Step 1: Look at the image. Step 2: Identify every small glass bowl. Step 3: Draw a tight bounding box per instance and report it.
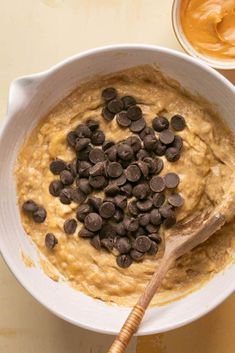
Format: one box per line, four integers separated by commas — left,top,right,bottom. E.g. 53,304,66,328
172,0,235,70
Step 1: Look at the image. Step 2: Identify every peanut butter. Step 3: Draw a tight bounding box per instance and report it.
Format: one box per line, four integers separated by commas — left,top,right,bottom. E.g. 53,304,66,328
180,0,235,60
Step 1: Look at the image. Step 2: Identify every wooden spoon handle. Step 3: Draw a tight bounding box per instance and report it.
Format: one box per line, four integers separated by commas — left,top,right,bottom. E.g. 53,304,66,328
108,255,174,353
107,305,145,353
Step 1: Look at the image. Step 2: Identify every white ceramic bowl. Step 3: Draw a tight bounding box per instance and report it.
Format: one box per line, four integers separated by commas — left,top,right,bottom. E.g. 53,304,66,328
0,45,234,335
172,0,235,70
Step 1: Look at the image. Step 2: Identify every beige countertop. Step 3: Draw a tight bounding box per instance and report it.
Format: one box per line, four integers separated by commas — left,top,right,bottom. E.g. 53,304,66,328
0,1,234,352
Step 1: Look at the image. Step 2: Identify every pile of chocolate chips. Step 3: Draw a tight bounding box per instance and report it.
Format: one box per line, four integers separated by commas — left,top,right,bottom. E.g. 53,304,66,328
22,87,186,268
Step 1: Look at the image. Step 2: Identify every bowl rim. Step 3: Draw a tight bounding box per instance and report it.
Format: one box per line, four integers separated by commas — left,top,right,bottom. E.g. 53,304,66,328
0,44,235,335
171,0,235,70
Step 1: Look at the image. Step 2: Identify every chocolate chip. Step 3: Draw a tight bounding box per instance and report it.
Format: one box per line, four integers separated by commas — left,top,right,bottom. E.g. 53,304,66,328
89,148,106,164
136,199,153,212
148,233,162,244
164,210,176,228
126,105,142,121
120,183,132,197
99,222,116,238
59,188,72,204
112,208,124,223
126,135,142,153
159,130,175,145
87,196,102,211
134,160,149,177
78,161,92,177
116,254,132,268
89,161,105,176
89,175,107,189
67,131,78,148
171,114,186,131
115,237,131,254
139,127,155,140
75,124,91,137
107,98,124,114
102,107,115,121
152,116,169,132
75,124,92,138
124,217,139,232
76,203,92,221
99,202,116,219
168,193,184,207
128,200,139,216
164,172,180,188
125,165,141,182
116,222,126,236
103,197,115,207
116,111,131,127
147,241,158,256
77,178,92,194
77,145,92,161
63,218,77,235
155,157,164,174
138,213,150,227
101,237,115,251
22,200,38,213
143,157,157,174
130,118,146,133
117,143,134,161
111,173,127,186
103,194,115,204
91,130,105,146
114,195,127,209
60,170,74,186
45,233,58,250
150,209,162,225
159,204,173,218
103,196,115,204
121,95,136,109
105,145,117,161
86,119,99,131
135,226,147,237
32,207,47,223
119,159,131,169
75,138,91,152
172,135,183,150
84,213,102,232
132,183,149,200
146,224,160,233
68,158,78,177
49,180,63,197
136,149,149,160
105,183,120,196
78,226,94,238
102,87,117,101
153,192,165,208
102,140,115,151
165,147,181,162
107,162,123,178
90,235,101,250
70,188,86,204
150,176,165,193
134,236,151,252
130,249,144,261
143,134,158,151
153,140,166,156
50,159,67,175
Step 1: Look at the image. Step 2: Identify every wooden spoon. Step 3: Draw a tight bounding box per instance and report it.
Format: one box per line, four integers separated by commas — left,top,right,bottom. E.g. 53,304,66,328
108,210,225,353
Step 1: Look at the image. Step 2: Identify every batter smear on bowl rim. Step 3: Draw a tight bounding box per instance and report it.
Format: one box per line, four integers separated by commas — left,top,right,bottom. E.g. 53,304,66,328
15,65,235,306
